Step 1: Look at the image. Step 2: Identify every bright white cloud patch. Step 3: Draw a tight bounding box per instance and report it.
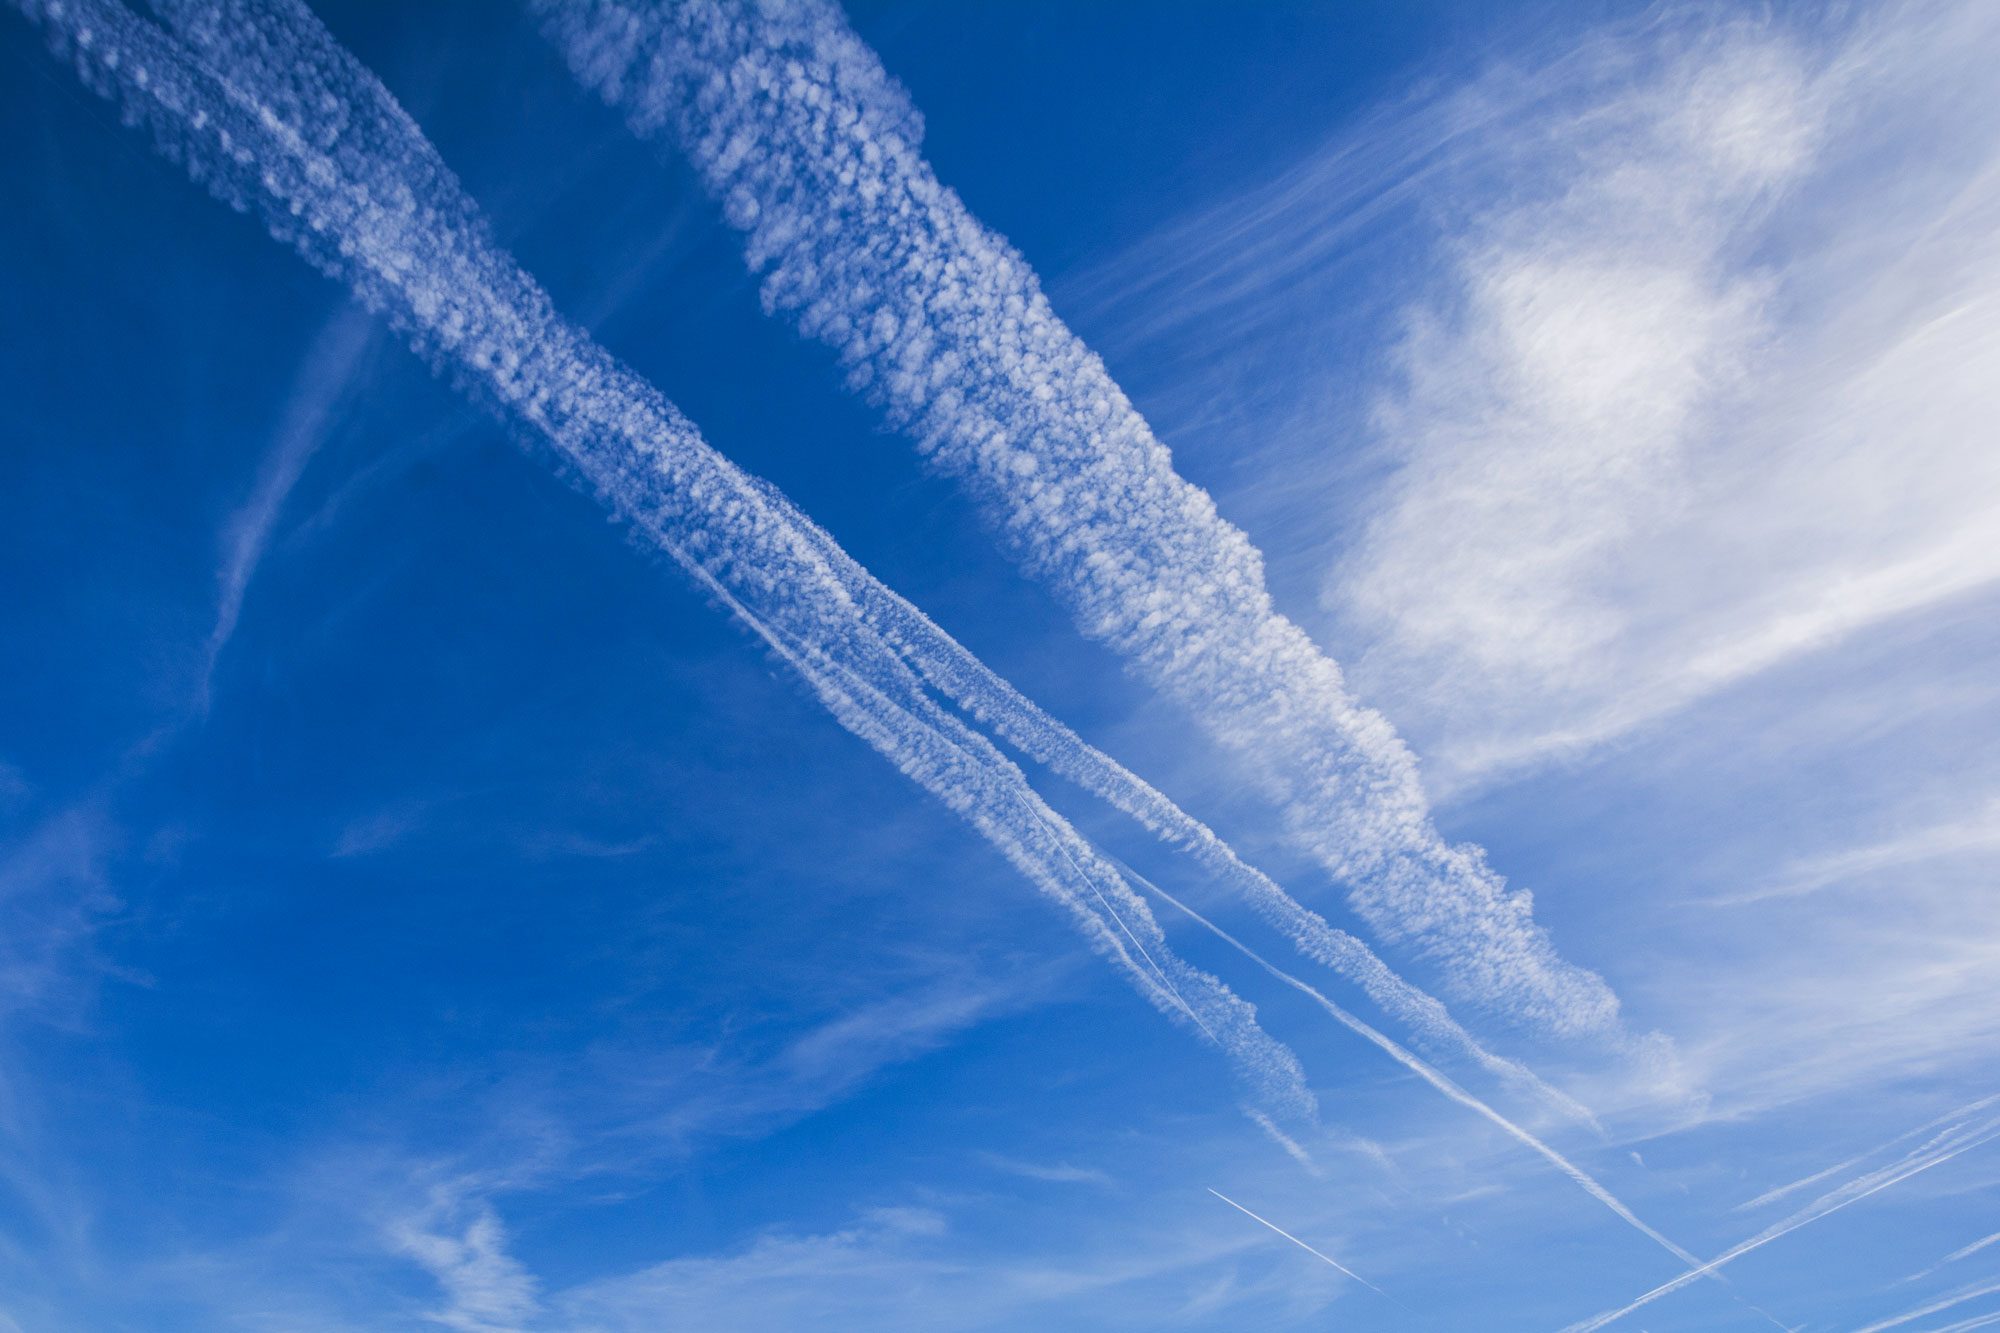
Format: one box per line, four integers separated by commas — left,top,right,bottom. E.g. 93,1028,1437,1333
1329,1,2000,789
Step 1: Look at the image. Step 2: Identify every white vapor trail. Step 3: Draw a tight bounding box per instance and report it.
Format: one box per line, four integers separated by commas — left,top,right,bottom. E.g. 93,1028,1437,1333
1910,1230,2000,1282
1561,1110,2000,1332
754,478,1601,1131
538,0,1622,1037
1927,1313,2000,1333
1739,1092,2000,1213
1124,863,1712,1277
1856,1280,2000,1333
1204,1187,1389,1298
13,0,1317,1122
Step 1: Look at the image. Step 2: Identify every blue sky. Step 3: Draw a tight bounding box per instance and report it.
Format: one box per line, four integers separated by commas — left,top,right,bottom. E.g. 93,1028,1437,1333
3,0,1999,1329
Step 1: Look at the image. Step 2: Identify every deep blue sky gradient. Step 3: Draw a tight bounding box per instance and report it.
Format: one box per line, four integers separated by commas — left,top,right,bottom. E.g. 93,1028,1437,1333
5,2,1999,1329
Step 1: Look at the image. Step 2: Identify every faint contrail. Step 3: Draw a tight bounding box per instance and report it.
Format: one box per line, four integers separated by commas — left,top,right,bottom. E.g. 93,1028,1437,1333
14,0,1315,1122
1738,1092,2000,1212
538,0,1622,1038
1925,1313,2000,1333
1561,1112,2000,1332
1205,1188,1389,1297
1855,1279,2000,1333
202,306,376,709
1909,1230,2000,1282
1128,864,1709,1275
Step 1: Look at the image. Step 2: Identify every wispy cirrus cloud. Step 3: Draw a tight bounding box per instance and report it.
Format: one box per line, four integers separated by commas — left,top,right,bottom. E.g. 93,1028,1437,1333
975,1154,1113,1189
386,1186,541,1333
1311,0,2000,790
1720,795,2000,905
200,306,378,710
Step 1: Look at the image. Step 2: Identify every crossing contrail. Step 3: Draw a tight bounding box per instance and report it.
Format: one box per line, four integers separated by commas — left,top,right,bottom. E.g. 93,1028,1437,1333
1560,1111,2000,1332
1127,863,1710,1276
539,0,1623,1039
16,0,1317,1123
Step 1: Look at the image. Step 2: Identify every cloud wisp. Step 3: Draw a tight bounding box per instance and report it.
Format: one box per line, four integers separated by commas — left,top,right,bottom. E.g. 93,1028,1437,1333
1909,1230,2000,1283
538,0,1622,1039
1856,1279,2000,1333
386,1184,541,1333
1316,1,2000,788
1736,1093,2000,1213
16,0,1318,1123
199,303,378,711
1122,862,1709,1277
1202,1187,1388,1299
1561,1105,2000,1332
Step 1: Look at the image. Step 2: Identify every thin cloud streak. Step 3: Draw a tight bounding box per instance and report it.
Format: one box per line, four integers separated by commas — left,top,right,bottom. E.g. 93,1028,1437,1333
1120,863,1709,1275
1560,1110,2000,1332
1909,1231,2000,1283
18,0,1316,1122
762,480,1600,1130
1737,1093,2000,1213
539,0,1623,1038
1203,1187,1387,1297
199,304,377,711
1855,1279,2000,1333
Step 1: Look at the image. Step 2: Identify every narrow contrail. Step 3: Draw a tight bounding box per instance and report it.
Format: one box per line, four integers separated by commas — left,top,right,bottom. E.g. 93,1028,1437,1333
1205,1188,1389,1297
15,0,1317,1124
1738,1092,2000,1213
1560,1113,2000,1332
1127,865,1710,1276
539,0,1622,1038
759,478,1601,1132
1910,1230,2000,1282
1925,1312,2000,1333
1856,1279,2000,1333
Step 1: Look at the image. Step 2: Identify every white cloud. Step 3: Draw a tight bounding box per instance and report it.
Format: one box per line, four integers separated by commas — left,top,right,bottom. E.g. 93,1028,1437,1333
1324,0,2000,791
200,307,378,710
975,1153,1115,1188
386,1187,542,1333
1722,795,2000,904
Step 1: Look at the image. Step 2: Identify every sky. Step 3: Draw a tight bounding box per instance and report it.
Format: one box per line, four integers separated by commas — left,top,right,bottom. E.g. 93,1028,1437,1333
2,0,1998,1329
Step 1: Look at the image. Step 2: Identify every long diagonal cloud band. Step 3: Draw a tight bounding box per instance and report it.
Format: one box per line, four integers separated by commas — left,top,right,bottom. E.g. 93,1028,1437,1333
757,476,1600,1131
10,0,1720,1270
537,0,1620,1035
15,0,1318,1119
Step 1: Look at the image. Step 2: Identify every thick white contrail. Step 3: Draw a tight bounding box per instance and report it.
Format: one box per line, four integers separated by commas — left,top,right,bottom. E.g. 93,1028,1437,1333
16,0,1317,1123
539,0,1622,1038
1205,1187,1389,1297
756,478,1601,1131
1560,1112,2000,1332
